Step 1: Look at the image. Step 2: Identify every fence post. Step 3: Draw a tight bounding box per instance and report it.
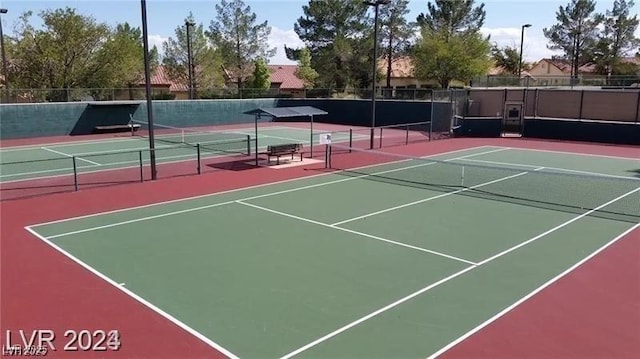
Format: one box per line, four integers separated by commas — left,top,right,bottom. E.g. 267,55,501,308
139,151,144,182
429,90,434,141
349,129,353,152
72,156,79,191
635,91,640,123
405,125,409,145
197,144,201,175
379,127,383,148
578,90,585,120
246,134,251,156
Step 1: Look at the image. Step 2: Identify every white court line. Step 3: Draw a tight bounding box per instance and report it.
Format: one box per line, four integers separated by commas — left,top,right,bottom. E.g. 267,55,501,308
457,158,640,181
279,186,640,359
24,227,240,359
0,125,293,152
331,169,542,226
427,221,640,359
1,132,356,181
29,145,494,228
39,160,455,239
502,146,640,161
236,200,477,265
279,265,478,359
41,147,101,166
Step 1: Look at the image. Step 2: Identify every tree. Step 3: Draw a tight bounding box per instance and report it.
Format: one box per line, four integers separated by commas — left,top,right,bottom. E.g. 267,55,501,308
593,0,640,76
416,0,486,38
248,58,270,89
294,0,371,90
93,23,159,89
8,8,112,100
414,29,491,88
543,0,602,79
379,0,416,89
6,8,156,101
163,14,224,97
208,0,276,88
491,45,523,75
295,47,318,89
413,0,491,88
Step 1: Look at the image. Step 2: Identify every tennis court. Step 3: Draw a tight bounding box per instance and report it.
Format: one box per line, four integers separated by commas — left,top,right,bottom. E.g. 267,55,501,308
24,144,640,359
0,124,361,183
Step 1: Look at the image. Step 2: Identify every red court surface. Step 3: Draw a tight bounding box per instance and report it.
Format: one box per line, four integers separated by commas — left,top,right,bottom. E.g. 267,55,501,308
1,136,639,358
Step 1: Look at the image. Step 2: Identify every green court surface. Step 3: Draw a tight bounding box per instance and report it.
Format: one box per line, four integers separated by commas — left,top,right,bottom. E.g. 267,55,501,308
27,145,640,359
0,126,360,183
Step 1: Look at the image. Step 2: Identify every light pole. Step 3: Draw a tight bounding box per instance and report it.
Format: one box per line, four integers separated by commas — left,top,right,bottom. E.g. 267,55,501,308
185,20,195,99
141,0,157,180
0,8,9,103
518,24,531,83
364,0,390,150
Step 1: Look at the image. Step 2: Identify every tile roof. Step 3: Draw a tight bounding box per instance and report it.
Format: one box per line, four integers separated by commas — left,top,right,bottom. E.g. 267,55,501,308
377,56,414,78
141,65,188,91
267,65,304,89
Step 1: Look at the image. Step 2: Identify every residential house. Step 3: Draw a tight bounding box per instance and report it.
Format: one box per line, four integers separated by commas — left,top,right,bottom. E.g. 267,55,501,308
267,65,306,98
526,58,596,86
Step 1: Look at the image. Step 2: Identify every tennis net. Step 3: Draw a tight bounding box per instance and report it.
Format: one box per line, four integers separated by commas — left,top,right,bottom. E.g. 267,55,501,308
327,144,640,223
131,120,251,155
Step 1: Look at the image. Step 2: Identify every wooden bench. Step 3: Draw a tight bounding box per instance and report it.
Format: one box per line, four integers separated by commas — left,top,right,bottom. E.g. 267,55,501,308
261,143,304,165
94,123,141,134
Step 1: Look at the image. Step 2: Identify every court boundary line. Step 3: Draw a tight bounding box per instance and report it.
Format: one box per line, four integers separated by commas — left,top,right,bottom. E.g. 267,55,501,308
427,221,640,359
38,158,472,239
331,168,542,226
23,226,241,359
41,146,102,166
236,200,477,265
278,187,640,359
0,125,294,151
1,132,357,181
457,158,640,181
503,146,639,161
28,145,495,228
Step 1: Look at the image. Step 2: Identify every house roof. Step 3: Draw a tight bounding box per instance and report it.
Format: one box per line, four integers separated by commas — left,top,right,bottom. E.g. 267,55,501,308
538,58,596,74
377,56,414,78
142,65,188,92
268,65,304,89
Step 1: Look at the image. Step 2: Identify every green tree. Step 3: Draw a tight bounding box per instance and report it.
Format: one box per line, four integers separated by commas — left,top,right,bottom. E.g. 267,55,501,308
593,0,640,76
294,47,319,89
417,0,486,38
414,29,491,88
207,0,276,88
163,14,224,97
413,0,491,88
543,0,602,78
93,23,159,89
8,8,112,101
294,0,371,90
6,8,155,101
379,0,416,89
248,58,270,89
491,45,523,75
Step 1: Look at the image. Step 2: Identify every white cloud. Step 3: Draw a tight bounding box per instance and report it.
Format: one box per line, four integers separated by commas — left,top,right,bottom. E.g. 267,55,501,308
481,26,561,62
148,34,169,55
267,26,304,65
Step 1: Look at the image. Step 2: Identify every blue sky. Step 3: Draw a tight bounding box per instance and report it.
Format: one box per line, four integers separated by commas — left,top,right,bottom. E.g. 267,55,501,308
1,0,638,64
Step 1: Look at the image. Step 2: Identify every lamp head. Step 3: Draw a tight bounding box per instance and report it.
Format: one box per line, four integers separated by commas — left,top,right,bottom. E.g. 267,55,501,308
523,24,532,28
0,8,8,14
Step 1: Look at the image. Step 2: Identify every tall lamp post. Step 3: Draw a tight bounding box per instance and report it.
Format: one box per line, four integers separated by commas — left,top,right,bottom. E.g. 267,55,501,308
185,20,195,100
518,24,531,83
364,0,390,150
140,0,157,180
0,8,9,103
